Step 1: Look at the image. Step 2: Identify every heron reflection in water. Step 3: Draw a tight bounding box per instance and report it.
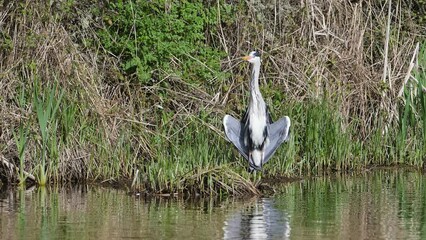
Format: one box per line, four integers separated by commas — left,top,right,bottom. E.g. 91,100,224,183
223,198,291,239
223,50,291,171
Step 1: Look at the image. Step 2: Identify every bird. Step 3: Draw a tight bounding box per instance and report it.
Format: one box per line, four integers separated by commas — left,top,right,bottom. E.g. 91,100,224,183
223,50,291,172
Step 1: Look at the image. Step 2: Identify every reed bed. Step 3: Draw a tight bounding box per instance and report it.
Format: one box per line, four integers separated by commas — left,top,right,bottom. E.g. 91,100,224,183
0,1,425,196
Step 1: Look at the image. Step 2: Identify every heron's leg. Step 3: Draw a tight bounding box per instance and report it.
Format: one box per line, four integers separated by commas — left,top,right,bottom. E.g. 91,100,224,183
248,151,254,172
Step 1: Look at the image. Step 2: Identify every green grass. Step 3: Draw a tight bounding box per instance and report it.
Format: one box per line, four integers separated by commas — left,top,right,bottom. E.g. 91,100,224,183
262,100,360,176
141,115,259,195
34,80,64,186
13,123,29,186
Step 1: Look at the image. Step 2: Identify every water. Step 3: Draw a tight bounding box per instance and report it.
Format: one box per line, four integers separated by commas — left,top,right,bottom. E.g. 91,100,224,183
1,170,426,239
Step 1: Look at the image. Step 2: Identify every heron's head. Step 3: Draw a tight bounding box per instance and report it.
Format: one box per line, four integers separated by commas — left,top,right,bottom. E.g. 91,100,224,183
242,50,261,64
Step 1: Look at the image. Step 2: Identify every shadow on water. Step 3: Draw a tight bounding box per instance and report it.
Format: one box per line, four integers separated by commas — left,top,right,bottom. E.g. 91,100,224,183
1,169,426,239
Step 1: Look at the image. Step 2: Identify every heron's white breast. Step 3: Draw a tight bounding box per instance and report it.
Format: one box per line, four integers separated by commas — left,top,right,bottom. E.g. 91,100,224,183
249,112,267,145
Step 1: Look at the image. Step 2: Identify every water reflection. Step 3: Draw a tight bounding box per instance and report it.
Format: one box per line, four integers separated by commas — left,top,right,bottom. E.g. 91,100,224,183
223,198,290,239
277,170,426,239
1,170,426,239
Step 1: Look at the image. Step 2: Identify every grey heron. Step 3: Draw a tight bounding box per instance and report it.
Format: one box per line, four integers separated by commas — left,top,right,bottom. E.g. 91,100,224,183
223,50,291,171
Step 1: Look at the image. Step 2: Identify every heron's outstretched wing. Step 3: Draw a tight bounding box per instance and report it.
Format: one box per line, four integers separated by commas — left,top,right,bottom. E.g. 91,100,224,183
263,116,291,164
223,115,249,160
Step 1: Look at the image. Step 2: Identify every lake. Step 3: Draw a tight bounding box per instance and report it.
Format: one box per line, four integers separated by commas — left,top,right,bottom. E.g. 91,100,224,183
1,169,426,239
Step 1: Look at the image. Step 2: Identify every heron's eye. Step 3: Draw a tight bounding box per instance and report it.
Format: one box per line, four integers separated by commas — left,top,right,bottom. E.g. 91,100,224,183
254,51,261,57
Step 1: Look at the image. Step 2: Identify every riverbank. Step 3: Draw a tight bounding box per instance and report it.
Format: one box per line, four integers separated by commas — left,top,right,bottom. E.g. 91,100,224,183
0,1,425,196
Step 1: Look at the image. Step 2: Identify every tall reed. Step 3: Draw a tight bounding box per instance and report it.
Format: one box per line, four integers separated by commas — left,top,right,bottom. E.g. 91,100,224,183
34,81,64,186
394,43,426,166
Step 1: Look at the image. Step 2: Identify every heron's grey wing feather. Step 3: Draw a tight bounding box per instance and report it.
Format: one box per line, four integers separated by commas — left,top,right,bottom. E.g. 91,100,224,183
263,116,291,164
223,115,249,161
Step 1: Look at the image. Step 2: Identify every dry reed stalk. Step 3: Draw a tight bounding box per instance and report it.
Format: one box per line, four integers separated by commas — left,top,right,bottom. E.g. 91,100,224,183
398,43,421,98
180,166,260,196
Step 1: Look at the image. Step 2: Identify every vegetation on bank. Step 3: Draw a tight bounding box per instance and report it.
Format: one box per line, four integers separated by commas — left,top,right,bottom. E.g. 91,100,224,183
0,1,425,196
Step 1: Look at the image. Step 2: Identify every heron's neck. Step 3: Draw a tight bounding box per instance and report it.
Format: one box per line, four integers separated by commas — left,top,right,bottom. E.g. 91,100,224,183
250,62,261,96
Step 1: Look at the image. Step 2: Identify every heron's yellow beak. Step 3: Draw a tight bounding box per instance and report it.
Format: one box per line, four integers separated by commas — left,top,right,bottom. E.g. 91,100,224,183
242,56,252,61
